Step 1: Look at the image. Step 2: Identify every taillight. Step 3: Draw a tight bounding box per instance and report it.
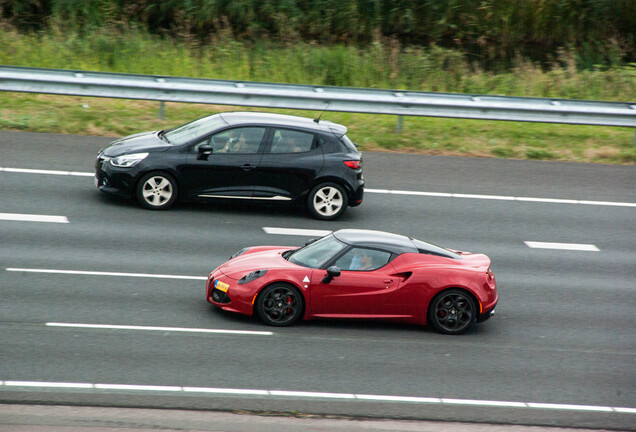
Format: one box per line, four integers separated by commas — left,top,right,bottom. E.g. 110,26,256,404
344,160,361,169
486,268,495,282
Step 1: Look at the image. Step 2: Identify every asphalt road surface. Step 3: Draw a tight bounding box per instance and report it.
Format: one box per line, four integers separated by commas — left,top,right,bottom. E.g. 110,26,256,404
1,131,635,430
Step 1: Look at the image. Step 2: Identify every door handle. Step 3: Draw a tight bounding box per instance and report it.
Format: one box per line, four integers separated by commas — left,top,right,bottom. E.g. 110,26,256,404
383,279,393,284
241,164,256,171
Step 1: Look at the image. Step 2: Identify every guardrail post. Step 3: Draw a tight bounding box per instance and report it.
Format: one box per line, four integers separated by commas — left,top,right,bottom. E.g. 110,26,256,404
158,102,165,120
396,115,403,133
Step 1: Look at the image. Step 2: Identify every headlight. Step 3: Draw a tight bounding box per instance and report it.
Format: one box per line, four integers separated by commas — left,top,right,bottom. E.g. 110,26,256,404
238,269,267,285
110,152,149,168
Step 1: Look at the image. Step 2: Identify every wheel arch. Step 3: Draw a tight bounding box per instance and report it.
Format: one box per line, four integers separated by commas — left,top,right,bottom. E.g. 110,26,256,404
252,281,307,319
135,169,183,200
425,286,481,325
308,176,355,203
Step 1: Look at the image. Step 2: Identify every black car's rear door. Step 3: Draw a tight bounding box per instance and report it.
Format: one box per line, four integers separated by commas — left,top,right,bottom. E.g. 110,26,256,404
181,127,267,199
255,128,324,202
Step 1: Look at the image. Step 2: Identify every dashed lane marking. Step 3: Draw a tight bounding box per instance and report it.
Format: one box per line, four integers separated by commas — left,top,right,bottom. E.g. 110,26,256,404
524,241,600,251
0,213,69,223
263,227,332,236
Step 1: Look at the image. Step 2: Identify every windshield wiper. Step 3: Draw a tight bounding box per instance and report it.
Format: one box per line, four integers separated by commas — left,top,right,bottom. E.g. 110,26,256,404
158,130,170,143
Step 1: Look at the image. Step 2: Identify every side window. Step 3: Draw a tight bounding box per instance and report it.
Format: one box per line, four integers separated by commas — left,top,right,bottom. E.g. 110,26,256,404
269,129,316,153
207,127,266,154
334,248,392,271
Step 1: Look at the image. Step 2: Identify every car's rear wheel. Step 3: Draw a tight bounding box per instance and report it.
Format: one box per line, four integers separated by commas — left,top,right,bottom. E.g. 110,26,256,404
428,289,477,335
136,172,178,210
256,284,304,326
307,183,348,220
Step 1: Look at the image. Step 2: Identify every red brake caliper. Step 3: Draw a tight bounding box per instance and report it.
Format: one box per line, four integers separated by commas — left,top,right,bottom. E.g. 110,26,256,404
285,296,292,315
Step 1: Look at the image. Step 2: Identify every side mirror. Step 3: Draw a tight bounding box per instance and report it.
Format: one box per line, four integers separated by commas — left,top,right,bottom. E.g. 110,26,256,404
197,144,213,160
322,266,341,284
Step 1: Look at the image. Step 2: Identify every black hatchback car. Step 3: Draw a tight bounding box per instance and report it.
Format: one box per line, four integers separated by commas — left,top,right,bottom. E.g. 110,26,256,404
95,112,364,220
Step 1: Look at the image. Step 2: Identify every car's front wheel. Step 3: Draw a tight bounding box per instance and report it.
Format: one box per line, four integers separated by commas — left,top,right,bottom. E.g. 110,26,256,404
136,172,178,210
256,284,304,326
428,289,477,335
307,183,348,220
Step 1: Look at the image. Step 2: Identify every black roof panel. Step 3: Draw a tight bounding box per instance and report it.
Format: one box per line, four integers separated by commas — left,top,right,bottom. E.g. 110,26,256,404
218,112,347,136
333,229,418,254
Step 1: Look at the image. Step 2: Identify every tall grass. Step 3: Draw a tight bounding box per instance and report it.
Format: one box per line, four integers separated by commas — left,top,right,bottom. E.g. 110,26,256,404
1,0,634,69
1,26,634,101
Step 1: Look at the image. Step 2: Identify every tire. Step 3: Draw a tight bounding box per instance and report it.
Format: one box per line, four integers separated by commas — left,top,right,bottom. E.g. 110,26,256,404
136,172,178,210
307,183,348,220
428,289,477,335
256,284,304,327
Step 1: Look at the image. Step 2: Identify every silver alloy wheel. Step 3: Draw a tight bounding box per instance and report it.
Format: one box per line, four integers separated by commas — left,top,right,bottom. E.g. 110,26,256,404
312,186,344,217
142,176,173,207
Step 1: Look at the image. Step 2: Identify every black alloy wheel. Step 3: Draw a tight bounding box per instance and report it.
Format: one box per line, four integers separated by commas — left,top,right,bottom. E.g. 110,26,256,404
307,182,348,220
428,289,477,335
256,284,304,326
136,172,178,210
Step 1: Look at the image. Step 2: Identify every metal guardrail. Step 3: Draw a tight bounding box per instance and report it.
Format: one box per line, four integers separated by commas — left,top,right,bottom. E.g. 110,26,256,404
0,66,635,128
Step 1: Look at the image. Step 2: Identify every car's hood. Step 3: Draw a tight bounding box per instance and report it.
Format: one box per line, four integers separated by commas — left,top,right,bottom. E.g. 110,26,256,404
101,131,170,157
217,247,300,279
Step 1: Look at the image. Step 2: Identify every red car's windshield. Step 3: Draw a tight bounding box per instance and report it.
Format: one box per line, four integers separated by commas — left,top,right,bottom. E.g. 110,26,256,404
287,234,346,268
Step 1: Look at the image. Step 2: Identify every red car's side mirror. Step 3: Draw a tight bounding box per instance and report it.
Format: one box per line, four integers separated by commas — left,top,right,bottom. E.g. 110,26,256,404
322,266,341,284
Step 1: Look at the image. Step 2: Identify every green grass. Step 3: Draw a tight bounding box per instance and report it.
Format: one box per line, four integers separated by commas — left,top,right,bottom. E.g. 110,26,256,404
0,27,634,164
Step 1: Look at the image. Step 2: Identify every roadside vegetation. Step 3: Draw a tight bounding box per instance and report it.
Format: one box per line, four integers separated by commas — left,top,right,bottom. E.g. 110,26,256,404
0,1,634,164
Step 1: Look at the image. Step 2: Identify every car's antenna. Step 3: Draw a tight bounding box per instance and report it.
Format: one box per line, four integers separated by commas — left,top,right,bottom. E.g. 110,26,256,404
314,102,331,123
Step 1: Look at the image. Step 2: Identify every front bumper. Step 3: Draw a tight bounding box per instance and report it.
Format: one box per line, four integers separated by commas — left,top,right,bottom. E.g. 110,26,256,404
206,270,256,316
95,156,140,197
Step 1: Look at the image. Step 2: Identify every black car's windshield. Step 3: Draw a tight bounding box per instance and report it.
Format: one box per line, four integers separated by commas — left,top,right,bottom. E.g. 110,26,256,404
288,234,347,268
164,114,227,146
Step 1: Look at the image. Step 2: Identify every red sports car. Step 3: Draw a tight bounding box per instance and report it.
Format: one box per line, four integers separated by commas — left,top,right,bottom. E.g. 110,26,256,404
206,229,497,334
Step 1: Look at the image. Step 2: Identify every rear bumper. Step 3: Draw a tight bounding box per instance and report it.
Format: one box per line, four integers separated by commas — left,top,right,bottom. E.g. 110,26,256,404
477,302,497,322
349,185,364,207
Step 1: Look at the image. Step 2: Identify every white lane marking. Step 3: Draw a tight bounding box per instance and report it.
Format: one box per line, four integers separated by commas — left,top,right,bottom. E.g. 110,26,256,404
0,167,93,177
615,407,636,414
356,394,440,403
263,227,332,237
269,390,356,399
4,381,93,389
524,241,600,252
366,188,636,208
442,398,527,407
3,167,634,208
95,384,182,391
46,322,273,336
2,380,633,414
526,402,613,412
183,387,269,395
0,213,69,224
6,268,207,280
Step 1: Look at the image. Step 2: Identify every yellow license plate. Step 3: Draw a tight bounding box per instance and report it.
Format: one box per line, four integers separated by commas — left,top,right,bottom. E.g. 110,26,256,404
215,280,230,292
